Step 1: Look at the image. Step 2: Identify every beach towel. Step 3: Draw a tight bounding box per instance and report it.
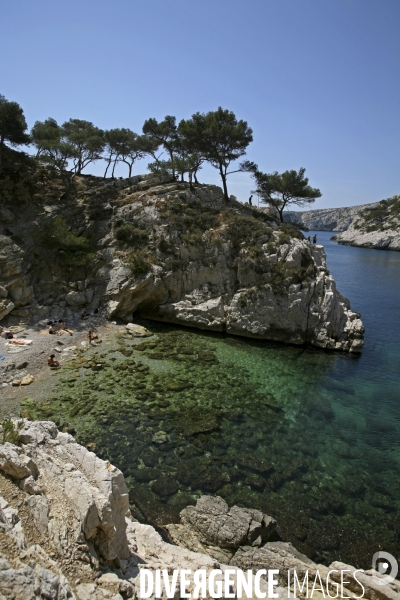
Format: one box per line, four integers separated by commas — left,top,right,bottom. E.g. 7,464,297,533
39,330,49,335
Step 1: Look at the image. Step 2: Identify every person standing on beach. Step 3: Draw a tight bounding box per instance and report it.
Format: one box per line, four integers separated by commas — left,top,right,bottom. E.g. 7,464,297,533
312,234,317,245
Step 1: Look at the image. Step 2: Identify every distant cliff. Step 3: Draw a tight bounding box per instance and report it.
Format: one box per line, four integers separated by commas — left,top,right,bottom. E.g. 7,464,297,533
332,195,400,251
284,203,379,232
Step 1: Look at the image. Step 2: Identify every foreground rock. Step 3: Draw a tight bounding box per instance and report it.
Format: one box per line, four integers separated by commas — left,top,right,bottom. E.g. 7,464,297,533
1,420,399,599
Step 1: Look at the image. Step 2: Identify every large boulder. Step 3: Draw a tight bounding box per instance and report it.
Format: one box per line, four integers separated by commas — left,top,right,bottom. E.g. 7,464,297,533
173,495,277,552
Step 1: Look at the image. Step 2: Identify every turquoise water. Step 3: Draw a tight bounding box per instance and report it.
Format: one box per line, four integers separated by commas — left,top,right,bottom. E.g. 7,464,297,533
31,232,400,568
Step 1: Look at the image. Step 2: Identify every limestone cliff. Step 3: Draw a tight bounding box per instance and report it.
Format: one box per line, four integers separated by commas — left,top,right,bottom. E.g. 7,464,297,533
332,195,400,251
0,154,363,352
284,203,379,232
284,195,400,252
1,420,399,600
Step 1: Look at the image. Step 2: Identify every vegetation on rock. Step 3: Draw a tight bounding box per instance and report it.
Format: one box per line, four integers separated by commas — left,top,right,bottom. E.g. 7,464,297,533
353,195,400,232
243,163,321,222
0,95,30,174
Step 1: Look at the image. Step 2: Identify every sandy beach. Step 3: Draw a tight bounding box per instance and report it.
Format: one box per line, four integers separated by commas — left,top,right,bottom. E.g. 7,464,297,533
0,314,121,418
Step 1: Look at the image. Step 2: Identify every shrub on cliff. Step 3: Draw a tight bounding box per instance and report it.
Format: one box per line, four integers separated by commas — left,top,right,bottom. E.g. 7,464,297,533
226,216,266,248
41,216,95,265
280,223,304,240
165,200,219,235
128,250,152,277
115,219,149,247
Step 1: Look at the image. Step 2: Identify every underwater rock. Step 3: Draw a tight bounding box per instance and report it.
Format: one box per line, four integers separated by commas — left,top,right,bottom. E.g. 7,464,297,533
236,454,274,475
165,380,192,392
176,459,226,493
175,408,220,436
126,323,153,337
131,467,159,482
198,351,217,362
151,476,179,498
152,431,168,444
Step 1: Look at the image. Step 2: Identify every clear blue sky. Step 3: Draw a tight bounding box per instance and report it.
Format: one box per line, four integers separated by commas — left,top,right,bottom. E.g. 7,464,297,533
1,0,399,209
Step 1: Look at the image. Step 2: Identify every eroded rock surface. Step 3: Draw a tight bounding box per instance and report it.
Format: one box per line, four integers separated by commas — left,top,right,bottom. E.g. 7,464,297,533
0,167,363,353
0,421,399,599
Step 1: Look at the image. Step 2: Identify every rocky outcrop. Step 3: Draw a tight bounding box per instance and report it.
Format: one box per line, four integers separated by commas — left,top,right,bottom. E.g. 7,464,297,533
332,195,400,251
333,225,400,251
285,195,400,252
284,203,379,231
0,163,363,352
1,421,399,600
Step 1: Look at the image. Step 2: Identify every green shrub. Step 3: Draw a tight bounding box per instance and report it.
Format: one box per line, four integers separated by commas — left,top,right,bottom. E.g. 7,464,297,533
1,419,23,444
42,216,92,252
226,216,267,248
251,210,275,224
164,200,219,235
41,216,95,265
266,242,276,253
128,251,151,277
115,221,149,247
158,236,173,253
280,223,304,240
278,233,291,245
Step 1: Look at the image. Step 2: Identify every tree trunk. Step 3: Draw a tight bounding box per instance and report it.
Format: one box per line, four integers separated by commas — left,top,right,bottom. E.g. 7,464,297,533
0,138,3,175
278,207,284,222
219,165,229,201
194,171,199,184
129,163,133,177
104,159,112,178
112,159,117,178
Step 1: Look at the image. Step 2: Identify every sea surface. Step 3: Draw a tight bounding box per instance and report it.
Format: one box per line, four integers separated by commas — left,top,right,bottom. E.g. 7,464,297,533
29,231,400,568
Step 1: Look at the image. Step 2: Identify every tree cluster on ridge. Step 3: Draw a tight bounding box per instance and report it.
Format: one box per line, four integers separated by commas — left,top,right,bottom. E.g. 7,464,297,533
0,94,322,216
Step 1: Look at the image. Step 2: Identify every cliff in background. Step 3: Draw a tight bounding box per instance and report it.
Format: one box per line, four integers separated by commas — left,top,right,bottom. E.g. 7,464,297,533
284,203,379,231
332,195,400,251
0,152,363,352
284,195,400,251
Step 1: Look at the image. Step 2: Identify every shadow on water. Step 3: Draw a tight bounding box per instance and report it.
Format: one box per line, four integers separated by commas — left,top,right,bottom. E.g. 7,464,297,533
28,233,400,569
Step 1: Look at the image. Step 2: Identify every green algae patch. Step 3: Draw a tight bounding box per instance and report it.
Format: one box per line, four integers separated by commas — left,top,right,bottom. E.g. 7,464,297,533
21,320,400,569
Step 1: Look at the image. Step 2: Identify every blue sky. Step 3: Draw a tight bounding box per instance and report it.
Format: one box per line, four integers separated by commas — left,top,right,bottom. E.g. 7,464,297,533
1,0,399,209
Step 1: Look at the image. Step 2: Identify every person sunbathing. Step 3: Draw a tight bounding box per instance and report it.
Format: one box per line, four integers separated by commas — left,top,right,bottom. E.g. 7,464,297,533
47,354,60,367
58,321,73,335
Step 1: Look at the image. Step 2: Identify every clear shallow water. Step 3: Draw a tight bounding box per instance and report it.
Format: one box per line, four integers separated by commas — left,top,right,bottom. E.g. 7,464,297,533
28,232,400,568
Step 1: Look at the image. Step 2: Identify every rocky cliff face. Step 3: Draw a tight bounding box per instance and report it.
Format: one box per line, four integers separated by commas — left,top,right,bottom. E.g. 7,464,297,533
332,195,400,251
284,195,400,252
284,203,379,232
0,155,363,352
1,420,398,600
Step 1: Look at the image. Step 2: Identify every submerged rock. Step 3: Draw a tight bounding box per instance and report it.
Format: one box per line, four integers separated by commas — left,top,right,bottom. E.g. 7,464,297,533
125,323,153,337
1,420,399,600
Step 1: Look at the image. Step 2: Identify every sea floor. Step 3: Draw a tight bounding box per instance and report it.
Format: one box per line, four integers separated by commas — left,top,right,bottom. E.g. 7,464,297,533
15,318,400,569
